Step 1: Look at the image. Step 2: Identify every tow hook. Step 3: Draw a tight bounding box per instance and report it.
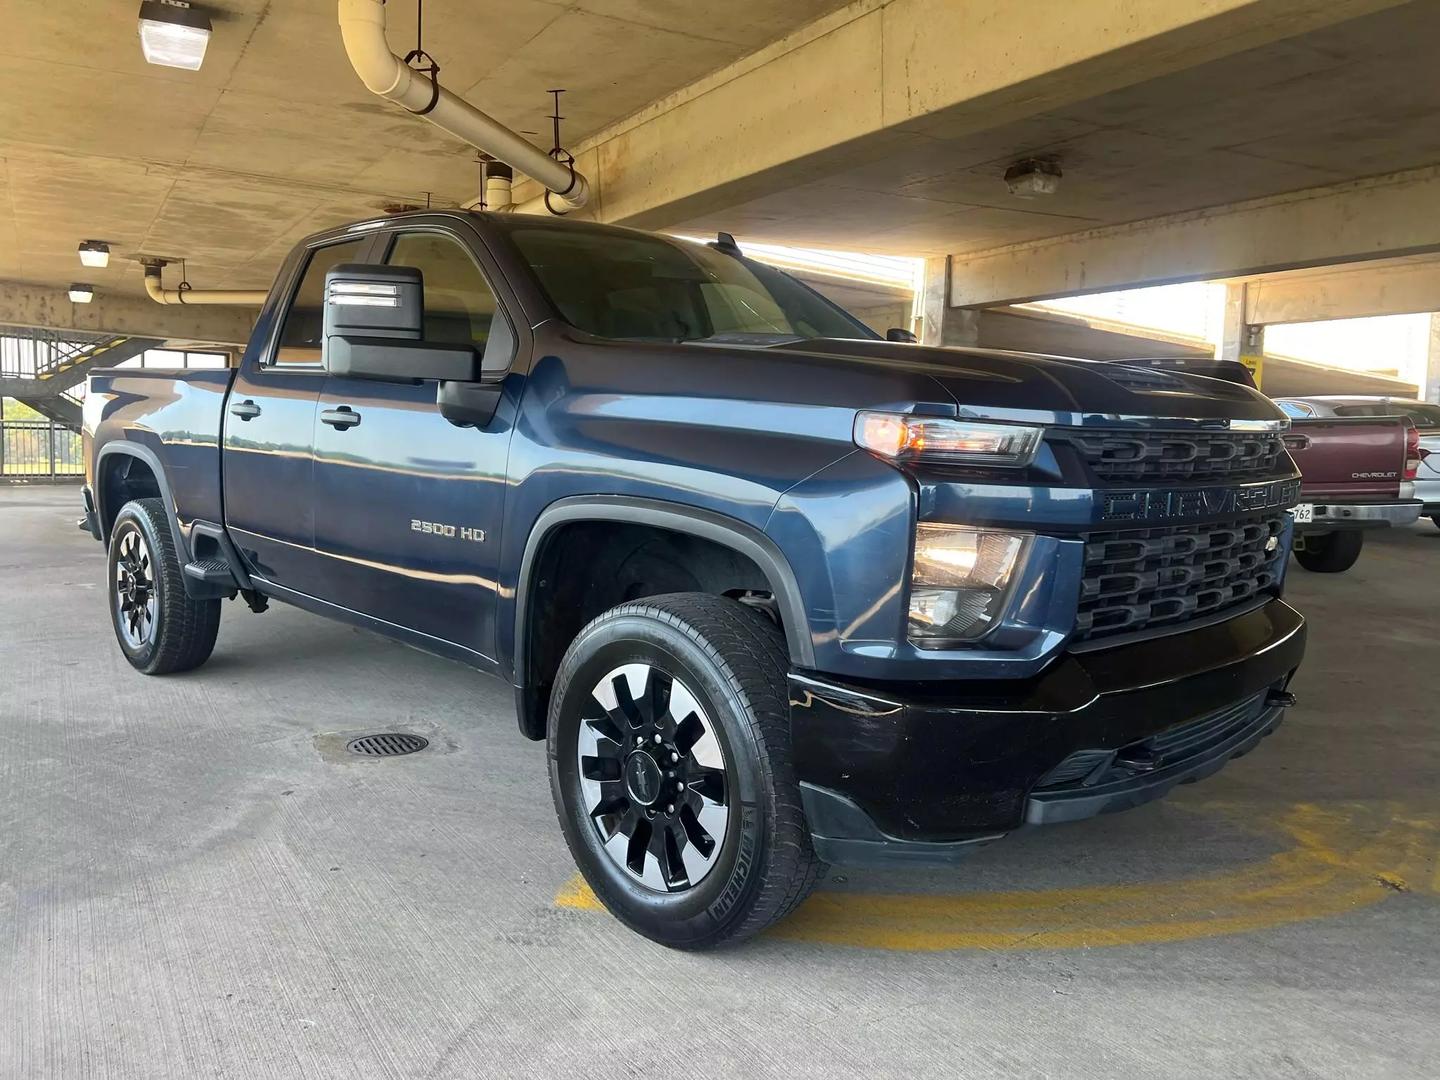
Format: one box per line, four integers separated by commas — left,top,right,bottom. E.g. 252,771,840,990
1266,689,1298,709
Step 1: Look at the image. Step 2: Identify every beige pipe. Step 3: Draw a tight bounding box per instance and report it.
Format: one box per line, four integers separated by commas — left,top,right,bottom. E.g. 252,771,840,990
339,0,589,214
143,267,266,306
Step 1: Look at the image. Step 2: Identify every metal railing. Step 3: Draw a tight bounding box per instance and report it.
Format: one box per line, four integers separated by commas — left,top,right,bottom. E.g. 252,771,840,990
0,327,111,380
1,418,84,479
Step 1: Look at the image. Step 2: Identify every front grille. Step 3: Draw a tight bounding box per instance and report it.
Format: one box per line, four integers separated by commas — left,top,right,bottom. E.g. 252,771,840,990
1075,513,1286,641
1065,429,1288,484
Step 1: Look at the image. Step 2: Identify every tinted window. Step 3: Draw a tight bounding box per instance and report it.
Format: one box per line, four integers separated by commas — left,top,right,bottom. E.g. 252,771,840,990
507,225,874,343
1398,403,1440,430
1333,404,1392,418
1276,400,1314,418
388,232,498,350
273,238,369,366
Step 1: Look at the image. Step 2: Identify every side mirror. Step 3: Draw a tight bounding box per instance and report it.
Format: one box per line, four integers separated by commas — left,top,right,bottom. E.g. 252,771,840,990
321,263,479,384
886,327,918,344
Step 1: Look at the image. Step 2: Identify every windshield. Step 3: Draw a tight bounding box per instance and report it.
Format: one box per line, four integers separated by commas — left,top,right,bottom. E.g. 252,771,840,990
506,224,877,343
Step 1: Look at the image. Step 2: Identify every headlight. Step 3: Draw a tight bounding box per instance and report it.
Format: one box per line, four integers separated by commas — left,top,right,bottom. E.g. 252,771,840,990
908,524,1031,645
855,412,1043,467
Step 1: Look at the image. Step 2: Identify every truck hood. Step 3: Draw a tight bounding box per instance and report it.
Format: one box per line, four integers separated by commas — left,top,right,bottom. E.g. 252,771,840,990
766,338,1284,424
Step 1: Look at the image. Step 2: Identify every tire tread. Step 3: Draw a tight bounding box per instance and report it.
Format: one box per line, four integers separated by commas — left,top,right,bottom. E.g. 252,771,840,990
113,498,221,674
549,592,824,947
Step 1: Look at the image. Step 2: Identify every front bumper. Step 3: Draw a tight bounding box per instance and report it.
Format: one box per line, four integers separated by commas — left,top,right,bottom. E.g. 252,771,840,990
791,598,1305,867
1296,498,1421,531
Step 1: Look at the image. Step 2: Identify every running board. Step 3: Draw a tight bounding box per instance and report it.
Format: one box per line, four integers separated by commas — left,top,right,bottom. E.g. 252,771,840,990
183,557,239,598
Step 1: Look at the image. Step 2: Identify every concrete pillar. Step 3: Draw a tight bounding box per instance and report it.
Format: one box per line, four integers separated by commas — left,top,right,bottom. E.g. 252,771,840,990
918,256,979,348
1218,282,1267,390
1426,313,1440,403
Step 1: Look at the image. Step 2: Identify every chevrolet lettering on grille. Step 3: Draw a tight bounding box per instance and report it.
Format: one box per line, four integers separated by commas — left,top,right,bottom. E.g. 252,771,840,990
1100,478,1302,523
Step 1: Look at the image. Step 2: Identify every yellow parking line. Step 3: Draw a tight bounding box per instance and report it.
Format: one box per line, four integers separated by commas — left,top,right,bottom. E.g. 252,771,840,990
555,802,1438,951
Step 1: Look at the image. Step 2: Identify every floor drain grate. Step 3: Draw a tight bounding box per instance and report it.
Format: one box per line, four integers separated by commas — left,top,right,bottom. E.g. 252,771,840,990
346,733,429,757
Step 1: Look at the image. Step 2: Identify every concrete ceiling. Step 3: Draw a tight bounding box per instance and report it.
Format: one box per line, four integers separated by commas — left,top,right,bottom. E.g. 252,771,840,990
5,0,1440,315
673,0,1440,255
0,0,852,300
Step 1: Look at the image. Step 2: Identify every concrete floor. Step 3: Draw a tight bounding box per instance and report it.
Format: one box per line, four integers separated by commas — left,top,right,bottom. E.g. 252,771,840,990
1,484,1436,1079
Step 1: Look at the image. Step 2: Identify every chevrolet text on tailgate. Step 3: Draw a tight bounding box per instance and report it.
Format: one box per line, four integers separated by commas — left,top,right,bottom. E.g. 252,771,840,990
81,212,1306,948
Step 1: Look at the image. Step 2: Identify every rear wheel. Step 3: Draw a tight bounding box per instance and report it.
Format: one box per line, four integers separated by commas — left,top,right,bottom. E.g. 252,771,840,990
548,592,823,949
107,498,221,674
1293,529,1364,573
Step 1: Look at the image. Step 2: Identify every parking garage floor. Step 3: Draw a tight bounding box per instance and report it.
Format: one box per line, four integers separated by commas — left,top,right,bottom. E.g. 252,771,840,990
2,484,1437,1079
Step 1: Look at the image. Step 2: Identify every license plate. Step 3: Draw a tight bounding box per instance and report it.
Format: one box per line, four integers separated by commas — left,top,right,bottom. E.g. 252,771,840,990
1292,503,1314,523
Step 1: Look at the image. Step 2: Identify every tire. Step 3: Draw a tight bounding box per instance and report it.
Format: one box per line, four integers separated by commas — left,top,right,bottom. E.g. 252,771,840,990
1431,515,1440,530
107,498,221,674
1293,529,1364,573
547,592,823,949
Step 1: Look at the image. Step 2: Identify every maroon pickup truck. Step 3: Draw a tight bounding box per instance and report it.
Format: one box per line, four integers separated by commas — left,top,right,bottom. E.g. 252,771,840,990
1280,416,1422,572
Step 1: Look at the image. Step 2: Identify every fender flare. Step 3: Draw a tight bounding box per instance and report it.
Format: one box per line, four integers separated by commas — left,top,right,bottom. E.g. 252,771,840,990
94,442,190,563
513,495,816,683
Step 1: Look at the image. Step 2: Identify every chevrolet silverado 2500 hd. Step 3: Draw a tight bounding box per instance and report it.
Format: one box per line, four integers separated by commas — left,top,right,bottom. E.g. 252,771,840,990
82,212,1306,948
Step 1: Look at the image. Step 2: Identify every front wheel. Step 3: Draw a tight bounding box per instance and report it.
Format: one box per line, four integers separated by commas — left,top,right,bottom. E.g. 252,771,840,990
1293,529,1364,573
548,592,823,949
107,498,221,674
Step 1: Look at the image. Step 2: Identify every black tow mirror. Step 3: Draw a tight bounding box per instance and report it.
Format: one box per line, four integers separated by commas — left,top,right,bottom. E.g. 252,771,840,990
321,263,479,384
886,327,918,344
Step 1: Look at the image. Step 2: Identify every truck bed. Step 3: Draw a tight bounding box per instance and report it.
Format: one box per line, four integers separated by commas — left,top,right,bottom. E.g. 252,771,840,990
85,367,237,532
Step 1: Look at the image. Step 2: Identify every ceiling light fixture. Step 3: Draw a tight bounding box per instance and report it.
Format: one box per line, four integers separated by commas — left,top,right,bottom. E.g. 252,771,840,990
138,0,212,71
69,284,96,304
1004,158,1062,199
78,240,111,268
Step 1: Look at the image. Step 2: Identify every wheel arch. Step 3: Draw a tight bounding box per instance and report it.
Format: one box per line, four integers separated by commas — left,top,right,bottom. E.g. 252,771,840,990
511,496,814,740
95,443,188,560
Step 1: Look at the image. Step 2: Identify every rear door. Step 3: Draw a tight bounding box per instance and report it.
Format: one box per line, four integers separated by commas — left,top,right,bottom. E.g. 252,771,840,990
308,220,520,664
223,233,378,587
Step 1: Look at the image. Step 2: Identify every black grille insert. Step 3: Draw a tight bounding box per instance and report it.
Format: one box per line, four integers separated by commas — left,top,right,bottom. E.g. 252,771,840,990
1075,513,1285,641
347,733,429,757
1066,429,1287,484
1035,690,1270,791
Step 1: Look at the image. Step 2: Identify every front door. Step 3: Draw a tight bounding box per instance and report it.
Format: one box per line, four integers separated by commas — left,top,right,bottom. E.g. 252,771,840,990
223,235,374,587
309,226,516,664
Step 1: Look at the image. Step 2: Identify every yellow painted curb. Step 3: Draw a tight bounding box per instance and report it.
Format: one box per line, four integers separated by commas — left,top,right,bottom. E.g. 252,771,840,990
555,802,1437,951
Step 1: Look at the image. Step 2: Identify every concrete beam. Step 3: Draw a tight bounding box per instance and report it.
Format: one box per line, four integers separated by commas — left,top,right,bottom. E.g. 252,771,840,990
0,281,255,345
949,166,1440,308
1243,258,1440,325
514,0,1408,229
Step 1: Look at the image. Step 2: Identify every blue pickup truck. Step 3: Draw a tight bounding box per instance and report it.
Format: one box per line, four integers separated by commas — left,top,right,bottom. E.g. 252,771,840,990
83,211,1306,948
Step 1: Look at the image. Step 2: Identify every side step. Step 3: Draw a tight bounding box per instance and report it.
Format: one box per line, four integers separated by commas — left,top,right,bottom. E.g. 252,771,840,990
183,557,240,598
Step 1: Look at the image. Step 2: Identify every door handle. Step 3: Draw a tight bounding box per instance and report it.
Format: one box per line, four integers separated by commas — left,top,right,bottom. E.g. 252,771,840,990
321,406,362,430
229,399,261,421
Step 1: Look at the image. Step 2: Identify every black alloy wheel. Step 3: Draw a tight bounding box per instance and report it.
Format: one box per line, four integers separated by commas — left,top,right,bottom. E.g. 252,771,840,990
548,592,823,949
577,662,731,891
106,498,221,674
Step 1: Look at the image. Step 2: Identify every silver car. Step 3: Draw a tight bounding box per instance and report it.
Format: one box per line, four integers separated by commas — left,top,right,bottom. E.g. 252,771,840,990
1274,396,1440,528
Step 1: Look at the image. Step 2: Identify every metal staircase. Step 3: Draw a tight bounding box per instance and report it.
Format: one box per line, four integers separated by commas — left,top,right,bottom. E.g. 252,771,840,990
2,329,161,432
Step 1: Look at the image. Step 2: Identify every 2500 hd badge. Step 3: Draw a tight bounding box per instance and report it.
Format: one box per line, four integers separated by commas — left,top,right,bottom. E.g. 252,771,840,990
411,519,486,542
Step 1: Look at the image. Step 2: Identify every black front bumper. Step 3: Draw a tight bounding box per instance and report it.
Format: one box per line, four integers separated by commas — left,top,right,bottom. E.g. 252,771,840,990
791,598,1305,867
